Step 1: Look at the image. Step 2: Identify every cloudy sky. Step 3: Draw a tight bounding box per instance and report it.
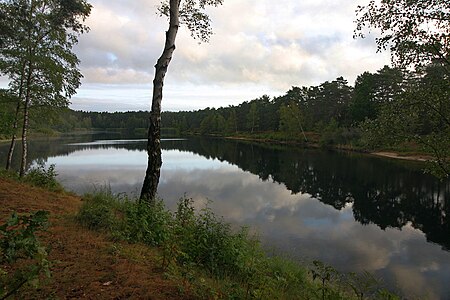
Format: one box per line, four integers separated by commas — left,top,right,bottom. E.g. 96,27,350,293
4,0,392,112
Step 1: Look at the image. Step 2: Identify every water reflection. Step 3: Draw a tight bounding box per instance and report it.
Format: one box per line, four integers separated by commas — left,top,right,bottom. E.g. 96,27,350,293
1,135,449,298
162,138,450,250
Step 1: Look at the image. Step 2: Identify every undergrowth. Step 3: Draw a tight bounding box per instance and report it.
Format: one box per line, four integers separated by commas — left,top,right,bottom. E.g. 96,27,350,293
24,163,63,192
0,211,51,299
0,163,63,192
76,189,400,299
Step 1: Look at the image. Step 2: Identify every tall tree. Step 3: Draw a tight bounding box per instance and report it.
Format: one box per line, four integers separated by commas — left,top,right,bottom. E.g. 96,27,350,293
350,66,405,124
246,102,259,133
279,101,307,141
140,0,224,204
0,0,91,175
307,77,353,127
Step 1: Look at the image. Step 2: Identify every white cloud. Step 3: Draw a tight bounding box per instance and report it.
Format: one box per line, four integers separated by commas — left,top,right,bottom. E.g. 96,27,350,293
68,0,391,111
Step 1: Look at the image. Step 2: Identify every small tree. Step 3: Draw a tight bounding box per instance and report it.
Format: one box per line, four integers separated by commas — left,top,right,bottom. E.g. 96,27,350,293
140,0,224,204
279,101,307,141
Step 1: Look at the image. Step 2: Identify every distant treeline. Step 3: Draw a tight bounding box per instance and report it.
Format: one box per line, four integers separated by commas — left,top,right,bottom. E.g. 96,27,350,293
40,64,446,150
52,66,402,135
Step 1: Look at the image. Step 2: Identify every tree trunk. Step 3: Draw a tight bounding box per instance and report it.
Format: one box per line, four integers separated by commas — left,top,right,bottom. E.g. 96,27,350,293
19,65,32,177
5,64,26,171
5,101,21,171
140,0,180,204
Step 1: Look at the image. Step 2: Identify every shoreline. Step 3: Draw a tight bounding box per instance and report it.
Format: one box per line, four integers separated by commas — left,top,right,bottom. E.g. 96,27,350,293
370,151,431,162
223,135,431,163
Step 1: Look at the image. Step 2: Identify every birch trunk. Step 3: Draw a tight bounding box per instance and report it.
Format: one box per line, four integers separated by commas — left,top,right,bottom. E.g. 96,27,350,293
19,65,32,177
5,64,26,171
140,0,180,204
5,101,21,171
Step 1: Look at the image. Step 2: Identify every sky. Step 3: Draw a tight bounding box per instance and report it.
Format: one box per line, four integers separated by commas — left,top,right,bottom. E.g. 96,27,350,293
2,0,391,112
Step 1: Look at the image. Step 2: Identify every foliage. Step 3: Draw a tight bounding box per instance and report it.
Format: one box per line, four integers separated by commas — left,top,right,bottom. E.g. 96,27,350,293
24,162,62,191
0,89,16,139
0,211,50,299
76,188,124,231
0,0,91,174
121,198,172,246
158,0,225,43
355,0,450,179
355,0,450,71
76,190,400,299
349,67,405,124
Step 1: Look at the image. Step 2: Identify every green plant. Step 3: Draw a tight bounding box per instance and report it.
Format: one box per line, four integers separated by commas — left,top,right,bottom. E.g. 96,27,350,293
0,169,19,180
24,163,62,191
122,199,172,246
76,188,123,231
0,211,51,299
347,271,379,300
309,260,340,300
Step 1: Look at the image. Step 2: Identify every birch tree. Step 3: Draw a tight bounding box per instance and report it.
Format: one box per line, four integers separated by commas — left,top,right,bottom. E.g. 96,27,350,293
140,0,224,203
0,0,91,175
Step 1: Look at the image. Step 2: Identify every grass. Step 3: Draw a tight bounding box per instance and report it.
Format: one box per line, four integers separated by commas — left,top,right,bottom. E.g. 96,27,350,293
76,188,401,299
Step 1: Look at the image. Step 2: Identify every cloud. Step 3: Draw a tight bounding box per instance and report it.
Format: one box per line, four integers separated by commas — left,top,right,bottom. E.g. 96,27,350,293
69,0,391,111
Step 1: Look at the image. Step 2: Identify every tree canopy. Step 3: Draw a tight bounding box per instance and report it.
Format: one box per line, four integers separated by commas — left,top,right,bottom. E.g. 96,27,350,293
355,0,450,71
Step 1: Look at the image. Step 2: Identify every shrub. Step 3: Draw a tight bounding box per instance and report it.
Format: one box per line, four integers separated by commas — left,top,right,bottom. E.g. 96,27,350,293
76,188,123,231
24,163,62,191
122,199,172,246
0,169,19,180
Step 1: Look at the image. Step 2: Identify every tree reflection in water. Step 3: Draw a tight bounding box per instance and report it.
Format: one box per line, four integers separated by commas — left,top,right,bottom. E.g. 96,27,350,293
162,138,450,251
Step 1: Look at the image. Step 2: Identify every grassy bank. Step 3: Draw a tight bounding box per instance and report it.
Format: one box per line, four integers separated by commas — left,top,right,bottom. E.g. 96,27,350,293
0,168,401,299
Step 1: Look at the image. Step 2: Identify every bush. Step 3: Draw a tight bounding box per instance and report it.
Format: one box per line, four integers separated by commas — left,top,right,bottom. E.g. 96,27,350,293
76,188,123,231
24,163,62,191
122,199,172,246
0,169,19,180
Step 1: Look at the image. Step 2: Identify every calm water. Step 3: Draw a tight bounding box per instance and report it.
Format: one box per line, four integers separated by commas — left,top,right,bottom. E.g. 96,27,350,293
1,133,449,299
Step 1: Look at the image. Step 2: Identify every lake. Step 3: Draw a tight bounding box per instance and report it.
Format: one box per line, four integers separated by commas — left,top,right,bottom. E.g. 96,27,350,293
1,133,449,299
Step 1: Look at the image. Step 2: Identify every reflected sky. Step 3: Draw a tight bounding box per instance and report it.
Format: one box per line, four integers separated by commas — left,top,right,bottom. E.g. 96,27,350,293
2,137,449,299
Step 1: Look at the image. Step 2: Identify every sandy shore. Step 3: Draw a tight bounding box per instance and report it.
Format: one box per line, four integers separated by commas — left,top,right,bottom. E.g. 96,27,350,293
371,151,431,162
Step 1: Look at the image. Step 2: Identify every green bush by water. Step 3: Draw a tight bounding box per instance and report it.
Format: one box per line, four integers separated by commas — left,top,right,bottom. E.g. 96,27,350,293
76,189,400,299
0,162,63,192
24,163,63,192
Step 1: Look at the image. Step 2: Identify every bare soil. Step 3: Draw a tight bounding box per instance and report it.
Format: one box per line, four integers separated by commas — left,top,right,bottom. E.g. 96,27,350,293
0,177,189,299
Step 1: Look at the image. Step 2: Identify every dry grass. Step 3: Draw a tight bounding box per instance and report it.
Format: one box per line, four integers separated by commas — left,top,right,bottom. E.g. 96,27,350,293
0,177,190,299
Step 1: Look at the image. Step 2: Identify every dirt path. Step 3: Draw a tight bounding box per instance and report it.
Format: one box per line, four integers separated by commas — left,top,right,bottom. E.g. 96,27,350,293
0,178,186,299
